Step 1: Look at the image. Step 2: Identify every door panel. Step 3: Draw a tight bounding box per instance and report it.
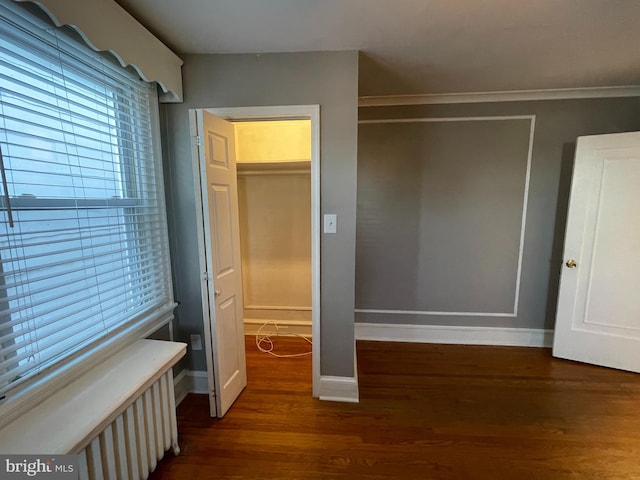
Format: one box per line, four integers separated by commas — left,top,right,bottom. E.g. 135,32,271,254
208,132,230,169
553,131,640,372
197,110,247,417
210,184,235,275
218,295,241,389
583,158,640,330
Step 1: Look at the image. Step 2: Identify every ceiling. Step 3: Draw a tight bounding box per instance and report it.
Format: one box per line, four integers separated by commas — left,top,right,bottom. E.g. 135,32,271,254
115,0,640,97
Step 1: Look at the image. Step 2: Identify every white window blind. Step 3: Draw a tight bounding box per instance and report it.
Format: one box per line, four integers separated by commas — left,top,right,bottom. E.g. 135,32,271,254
0,1,175,400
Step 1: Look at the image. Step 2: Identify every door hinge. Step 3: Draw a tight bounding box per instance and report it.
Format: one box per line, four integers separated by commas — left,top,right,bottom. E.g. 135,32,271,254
202,272,213,282
193,135,201,147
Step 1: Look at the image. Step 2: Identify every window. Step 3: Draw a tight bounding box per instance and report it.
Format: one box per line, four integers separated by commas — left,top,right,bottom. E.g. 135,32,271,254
0,1,175,402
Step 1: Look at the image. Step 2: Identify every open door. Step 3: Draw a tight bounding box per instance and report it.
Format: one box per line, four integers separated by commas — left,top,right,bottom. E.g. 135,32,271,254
195,110,247,416
553,131,640,372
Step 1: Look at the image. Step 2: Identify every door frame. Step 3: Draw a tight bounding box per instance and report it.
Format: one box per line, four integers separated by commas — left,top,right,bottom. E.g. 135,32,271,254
190,105,321,399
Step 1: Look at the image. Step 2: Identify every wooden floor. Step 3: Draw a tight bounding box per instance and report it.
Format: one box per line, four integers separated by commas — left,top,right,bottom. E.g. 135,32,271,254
150,337,640,479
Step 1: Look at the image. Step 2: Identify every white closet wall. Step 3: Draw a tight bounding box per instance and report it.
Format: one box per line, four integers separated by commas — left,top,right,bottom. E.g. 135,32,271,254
235,120,312,332
235,120,311,163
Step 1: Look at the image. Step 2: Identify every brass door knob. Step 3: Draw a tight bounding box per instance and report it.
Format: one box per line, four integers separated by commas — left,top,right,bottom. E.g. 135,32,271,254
565,259,577,268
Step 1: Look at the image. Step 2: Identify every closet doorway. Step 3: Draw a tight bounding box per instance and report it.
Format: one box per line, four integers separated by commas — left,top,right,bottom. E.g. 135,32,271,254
236,120,312,336
190,105,320,417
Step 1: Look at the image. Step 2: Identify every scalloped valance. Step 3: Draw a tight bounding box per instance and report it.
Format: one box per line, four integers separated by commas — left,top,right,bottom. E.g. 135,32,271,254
15,0,183,102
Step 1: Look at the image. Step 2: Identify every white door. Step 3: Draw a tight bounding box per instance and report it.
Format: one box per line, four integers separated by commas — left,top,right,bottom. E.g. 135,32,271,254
196,110,247,416
553,131,640,372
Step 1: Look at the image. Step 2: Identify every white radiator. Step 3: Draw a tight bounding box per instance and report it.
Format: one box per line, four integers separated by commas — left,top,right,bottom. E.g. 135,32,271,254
77,370,180,480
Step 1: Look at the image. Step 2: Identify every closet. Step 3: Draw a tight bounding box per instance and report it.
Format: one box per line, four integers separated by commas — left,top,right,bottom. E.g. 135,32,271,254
234,120,312,338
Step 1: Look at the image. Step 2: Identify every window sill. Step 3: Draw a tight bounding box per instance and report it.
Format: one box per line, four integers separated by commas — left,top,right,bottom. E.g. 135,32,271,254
0,339,186,454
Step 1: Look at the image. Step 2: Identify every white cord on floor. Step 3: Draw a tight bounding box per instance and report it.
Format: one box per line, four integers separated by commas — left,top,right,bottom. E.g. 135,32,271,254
255,321,312,358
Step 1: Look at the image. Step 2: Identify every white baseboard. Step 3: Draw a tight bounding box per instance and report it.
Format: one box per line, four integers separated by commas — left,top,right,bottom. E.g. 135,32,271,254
355,323,553,347
176,367,361,405
174,369,209,406
188,370,209,393
244,319,312,337
318,375,359,403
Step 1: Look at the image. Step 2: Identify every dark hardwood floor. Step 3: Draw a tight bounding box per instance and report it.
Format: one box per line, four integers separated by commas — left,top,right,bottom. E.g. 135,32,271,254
150,337,640,479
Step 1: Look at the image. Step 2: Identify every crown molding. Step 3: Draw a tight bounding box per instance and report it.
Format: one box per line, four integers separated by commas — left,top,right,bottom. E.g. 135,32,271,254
359,86,640,107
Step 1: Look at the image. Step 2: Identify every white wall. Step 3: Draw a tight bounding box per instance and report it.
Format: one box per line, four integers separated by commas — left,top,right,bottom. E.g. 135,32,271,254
235,120,311,163
238,169,311,325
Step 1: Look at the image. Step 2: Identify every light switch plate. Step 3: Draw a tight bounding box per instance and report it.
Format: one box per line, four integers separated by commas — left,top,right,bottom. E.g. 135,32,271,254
324,214,337,234
190,334,203,351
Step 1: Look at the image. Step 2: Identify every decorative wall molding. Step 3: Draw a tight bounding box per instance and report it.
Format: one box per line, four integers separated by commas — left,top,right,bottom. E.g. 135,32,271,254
356,115,535,318
18,0,183,102
358,86,640,107
355,323,554,348
318,375,359,403
355,309,517,318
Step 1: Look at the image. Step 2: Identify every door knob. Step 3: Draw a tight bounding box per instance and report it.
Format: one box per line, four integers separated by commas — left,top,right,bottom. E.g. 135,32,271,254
215,289,221,297
565,259,577,268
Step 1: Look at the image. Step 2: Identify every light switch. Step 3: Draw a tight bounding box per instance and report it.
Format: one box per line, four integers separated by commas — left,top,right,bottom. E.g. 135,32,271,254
324,214,337,234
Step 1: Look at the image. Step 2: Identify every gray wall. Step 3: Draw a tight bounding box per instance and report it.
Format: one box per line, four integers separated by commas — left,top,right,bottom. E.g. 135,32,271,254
356,98,640,330
161,52,359,377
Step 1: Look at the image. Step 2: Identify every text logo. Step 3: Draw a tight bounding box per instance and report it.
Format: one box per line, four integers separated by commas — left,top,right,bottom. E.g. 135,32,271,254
0,456,77,479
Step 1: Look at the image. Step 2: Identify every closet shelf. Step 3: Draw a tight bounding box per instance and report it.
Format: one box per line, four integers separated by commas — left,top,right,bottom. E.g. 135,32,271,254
237,160,311,175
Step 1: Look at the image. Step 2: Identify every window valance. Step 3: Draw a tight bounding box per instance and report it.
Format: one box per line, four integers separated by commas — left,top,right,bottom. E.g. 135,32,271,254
15,0,183,102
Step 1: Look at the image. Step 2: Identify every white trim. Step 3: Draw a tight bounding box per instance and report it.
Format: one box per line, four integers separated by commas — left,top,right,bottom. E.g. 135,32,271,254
194,105,321,400
355,309,517,317
358,86,640,107
514,117,536,315
173,369,209,406
357,115,535,318
359,115,535,124
243,319,312,338
355,323,553,348
353,338,359,399
19,0,183,102
207,105,321,119
189,111,217,417
309,105,321,396
188,370,209,394
318,376,359,403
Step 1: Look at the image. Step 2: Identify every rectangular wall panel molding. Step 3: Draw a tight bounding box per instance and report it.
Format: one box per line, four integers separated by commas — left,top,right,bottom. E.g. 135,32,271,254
356,116,534,318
